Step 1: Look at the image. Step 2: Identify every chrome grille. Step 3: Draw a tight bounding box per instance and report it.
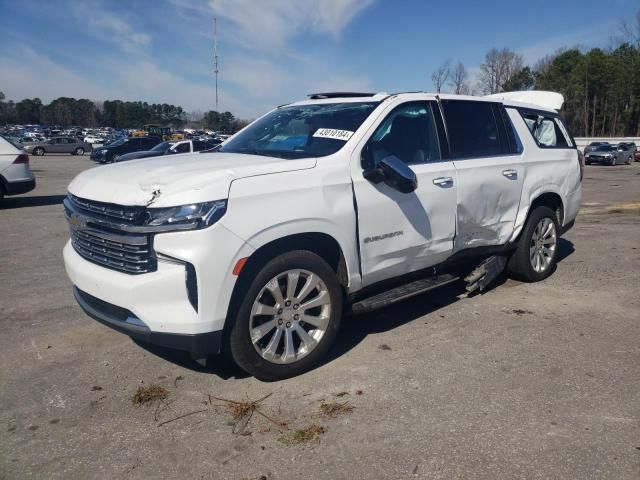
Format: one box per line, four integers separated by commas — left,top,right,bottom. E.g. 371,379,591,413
68,194,145,224
65,195,156,275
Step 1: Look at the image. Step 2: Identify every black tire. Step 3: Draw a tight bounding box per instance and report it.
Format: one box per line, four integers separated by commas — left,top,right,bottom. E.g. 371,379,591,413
227,250,342,381
626,155,632,165
75,147,85,156
585,160,591,165
111,154,120,163
507,206,559,282
33,147,44,156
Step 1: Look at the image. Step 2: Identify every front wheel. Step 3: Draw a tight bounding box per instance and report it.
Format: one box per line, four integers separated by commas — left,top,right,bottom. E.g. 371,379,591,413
33,147,44,156
626,155,632,165
610,157,617,166
227,250,342,381
507,206,559,282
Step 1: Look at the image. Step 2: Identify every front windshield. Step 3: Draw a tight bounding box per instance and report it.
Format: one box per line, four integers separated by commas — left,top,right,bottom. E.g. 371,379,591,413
595,145,614,152
220,102,379,159
151,141,173,152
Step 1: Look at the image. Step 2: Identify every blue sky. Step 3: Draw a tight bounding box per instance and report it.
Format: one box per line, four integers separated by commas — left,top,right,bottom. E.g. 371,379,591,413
0,0,636,118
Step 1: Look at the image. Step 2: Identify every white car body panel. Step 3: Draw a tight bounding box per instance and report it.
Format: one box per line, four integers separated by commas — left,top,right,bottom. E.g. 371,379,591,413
68,152,316,207
63,91,582,348
0,137,36,190
485,90,564,111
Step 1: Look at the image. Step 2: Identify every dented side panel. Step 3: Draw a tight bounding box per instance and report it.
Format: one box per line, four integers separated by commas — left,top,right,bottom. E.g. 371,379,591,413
507,109,582,242
452,153,524,250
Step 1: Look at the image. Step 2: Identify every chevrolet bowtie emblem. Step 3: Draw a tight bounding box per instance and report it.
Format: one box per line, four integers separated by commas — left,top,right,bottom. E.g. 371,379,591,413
69,214,86,230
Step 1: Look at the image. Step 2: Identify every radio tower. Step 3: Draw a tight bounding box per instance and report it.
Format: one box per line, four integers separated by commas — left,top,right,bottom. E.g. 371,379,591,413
213,17,219,110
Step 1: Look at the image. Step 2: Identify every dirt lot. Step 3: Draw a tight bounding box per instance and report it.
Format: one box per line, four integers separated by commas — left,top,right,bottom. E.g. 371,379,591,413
1,154,639,479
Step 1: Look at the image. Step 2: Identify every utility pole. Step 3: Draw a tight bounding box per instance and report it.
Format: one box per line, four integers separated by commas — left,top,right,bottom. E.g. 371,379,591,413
214,17,219,110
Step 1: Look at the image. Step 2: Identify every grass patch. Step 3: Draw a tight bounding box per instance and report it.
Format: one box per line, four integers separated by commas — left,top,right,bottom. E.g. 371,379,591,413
279,425,325,445
132,384,169,406
319,401,354,418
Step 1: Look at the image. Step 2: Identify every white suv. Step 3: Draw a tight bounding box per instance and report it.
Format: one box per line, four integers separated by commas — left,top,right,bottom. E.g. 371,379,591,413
63,91,582,380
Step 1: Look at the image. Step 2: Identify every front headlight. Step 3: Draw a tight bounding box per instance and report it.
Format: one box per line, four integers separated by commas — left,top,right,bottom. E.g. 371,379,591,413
145,200,227,230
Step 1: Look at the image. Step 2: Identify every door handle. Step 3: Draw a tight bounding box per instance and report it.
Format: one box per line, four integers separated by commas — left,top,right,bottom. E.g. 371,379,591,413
432,176,454,187
502,169,517,179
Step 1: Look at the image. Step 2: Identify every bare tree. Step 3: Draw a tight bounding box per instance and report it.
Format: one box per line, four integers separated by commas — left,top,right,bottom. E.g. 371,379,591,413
431,59,451,93
614,9,640,48
448,61,469,94
477,48,524,94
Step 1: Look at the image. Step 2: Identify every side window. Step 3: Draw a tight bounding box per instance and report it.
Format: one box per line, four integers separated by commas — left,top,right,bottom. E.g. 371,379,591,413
362,102,440,168
520,111,572,148
441,100,502,158
174,142,191,153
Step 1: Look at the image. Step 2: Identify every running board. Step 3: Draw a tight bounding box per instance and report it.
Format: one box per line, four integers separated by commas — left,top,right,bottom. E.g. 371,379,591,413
350,274,459,314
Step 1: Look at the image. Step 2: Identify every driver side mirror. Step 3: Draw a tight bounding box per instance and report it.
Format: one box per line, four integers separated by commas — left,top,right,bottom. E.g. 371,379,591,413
363,155,417,194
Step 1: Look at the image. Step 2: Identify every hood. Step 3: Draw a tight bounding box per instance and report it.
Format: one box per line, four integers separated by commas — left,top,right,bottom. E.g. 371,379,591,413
68,152,316,207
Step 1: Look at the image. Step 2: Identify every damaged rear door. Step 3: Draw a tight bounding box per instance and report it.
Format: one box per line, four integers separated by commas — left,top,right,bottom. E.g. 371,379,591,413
440,99,524,249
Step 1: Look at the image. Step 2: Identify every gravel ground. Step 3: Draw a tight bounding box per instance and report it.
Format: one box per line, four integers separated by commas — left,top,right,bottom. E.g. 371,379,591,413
1,154,639,480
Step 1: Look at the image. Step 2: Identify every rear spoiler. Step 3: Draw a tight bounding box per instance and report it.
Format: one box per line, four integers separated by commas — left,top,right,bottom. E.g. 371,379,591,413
484,90,564,111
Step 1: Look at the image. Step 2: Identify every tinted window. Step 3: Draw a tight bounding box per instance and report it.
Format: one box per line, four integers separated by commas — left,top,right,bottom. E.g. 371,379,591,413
441,100,502,158
363,102,440,168
174,142,191,153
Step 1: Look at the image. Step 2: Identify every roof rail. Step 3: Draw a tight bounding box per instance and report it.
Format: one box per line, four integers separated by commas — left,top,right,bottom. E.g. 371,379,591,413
307,92,377,99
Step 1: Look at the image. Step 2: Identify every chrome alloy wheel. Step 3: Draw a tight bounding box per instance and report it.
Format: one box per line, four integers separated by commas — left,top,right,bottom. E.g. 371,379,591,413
249,269,331,364
529,218,557,273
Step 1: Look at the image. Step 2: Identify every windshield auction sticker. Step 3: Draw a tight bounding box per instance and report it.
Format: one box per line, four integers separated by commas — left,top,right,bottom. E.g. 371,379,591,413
313,128,354,141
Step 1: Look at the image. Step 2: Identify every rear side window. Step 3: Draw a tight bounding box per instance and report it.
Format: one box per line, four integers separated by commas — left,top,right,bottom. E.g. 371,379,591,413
441,100,504,158
520,110,574,148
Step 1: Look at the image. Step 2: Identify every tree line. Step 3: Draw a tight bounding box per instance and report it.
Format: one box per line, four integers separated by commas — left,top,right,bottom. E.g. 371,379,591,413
432,11,640,137
0,93,248,132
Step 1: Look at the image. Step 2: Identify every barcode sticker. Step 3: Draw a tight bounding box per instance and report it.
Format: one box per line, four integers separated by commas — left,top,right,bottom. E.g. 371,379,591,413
313,128,354,141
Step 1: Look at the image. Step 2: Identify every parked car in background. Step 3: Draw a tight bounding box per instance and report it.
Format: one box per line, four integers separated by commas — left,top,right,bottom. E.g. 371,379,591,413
90,136,161,163
84,135,105,145
585,144,632,165
583,141,609,155
115,139,222,162
23,137,92,156
616,142,636,164
0,136,36,200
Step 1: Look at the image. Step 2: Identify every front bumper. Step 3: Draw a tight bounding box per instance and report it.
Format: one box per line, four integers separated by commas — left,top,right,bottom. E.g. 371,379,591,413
586,156,613,163
73,287,221,355
90,151,107,162
63,221,254,352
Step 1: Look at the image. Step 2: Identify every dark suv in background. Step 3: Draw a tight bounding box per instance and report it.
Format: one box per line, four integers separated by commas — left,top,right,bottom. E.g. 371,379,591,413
90,137,161,163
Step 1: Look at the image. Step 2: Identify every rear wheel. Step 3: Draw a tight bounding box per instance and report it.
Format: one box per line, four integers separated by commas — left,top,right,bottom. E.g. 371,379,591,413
507,206,559,282
626,155,632,165
74,147,85,156
227,250,342,381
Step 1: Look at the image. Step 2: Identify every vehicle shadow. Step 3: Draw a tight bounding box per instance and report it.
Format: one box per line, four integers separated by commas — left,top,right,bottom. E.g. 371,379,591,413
134,243,576,381
321,280,467,367
0,194,66,209
132,339,251,380
556,238,575,263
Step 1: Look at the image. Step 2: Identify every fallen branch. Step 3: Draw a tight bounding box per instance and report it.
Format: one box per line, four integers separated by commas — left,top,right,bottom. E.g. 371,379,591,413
157,409,207,427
